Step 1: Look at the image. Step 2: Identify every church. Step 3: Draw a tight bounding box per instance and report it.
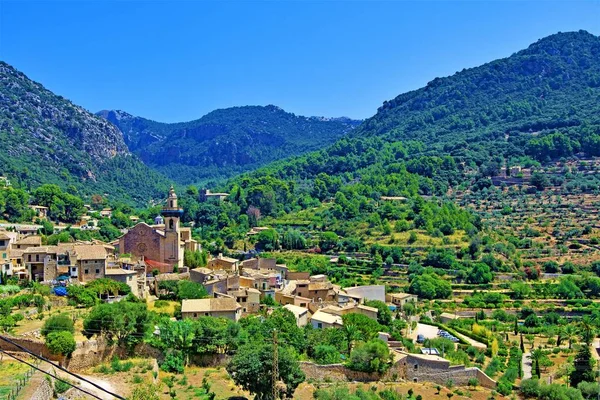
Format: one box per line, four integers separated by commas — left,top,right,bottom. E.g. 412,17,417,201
118,186,198,273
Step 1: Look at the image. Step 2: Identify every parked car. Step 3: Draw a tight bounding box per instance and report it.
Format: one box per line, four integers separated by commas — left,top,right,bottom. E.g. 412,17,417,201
416,334,425,343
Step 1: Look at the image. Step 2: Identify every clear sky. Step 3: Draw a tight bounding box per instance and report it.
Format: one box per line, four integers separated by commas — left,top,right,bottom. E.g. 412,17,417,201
1,1,599,122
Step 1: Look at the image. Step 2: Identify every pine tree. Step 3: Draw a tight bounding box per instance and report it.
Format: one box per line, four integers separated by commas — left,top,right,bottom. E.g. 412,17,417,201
570,345,595,387
520,334,525,353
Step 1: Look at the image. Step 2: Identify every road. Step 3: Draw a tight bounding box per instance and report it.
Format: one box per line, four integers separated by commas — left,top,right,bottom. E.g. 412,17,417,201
452,331,487,350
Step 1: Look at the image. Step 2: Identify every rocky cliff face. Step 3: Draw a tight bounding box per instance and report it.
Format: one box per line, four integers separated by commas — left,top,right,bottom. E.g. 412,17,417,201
0,62,169,204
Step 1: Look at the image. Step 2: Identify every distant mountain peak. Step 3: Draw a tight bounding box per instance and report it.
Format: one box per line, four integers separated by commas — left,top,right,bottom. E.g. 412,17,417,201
97,105,362,185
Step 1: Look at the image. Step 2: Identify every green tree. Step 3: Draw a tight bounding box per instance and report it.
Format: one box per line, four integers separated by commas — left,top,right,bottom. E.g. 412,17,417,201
254,229,279,252
46,331,76,357
83,302,149,347
177,280,209,300
570,345,595,387
41,314,74,337
364,300,392,327
466,263,493,284
347,339,391,373
227,342,305,400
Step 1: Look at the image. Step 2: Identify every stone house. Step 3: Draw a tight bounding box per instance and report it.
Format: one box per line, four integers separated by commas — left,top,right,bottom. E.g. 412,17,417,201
241,257,288,279
319,304,379,321
283,304,309,327
394,351,496,388
226,287,261,313
275,292,312,308
75,245,108,283
28,205,49,220
311,310,343,329
387,293,418,310
13,235,42,250
189,267,213,284
181,298,242,321
105,268,139,296
207,254,240,273
344,285,386,303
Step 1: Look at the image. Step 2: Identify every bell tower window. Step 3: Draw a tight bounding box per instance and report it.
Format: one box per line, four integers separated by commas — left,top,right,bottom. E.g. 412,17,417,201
169,219,174,230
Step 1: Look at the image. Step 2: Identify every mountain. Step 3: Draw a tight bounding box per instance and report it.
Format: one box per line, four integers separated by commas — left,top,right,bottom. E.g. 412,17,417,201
232,31,600,195
0,61,170,205
97,106,361,185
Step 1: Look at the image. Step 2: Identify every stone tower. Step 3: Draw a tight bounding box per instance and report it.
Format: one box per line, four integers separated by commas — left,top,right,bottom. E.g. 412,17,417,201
161,185,183,269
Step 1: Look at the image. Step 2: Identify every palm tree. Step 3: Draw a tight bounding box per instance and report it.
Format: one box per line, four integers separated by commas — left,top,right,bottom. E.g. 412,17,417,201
579,318,595,346
344,324,361,354
529,348,545,379
564,325,577,349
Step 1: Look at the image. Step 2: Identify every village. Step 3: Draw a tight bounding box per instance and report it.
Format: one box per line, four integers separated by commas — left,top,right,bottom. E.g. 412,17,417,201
0,186,506,400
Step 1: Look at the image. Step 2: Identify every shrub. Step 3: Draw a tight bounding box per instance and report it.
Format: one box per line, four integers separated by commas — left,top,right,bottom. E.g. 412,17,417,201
46,331,76,357
160,351,185,373
41,313,74,337
347,339,391,373
54,379,71,394
520,379,540,398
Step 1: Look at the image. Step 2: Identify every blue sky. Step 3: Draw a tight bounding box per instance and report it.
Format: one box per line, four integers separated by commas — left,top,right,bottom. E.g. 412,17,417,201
1,1,599,122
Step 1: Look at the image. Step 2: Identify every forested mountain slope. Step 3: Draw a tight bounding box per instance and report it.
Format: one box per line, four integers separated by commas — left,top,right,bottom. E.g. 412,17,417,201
97,106,361,185
0,62,169,205
230,31,600,198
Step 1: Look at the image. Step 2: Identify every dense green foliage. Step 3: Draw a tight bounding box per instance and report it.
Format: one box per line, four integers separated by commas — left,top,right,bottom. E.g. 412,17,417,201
41,313,74,337
0,62,169,205
99,106,360,185
82,301,150,347
46,331,76,357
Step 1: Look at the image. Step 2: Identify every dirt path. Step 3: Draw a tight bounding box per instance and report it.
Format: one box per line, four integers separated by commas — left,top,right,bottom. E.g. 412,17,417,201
66,373,121,400
452,331,487,350
522,352,532,380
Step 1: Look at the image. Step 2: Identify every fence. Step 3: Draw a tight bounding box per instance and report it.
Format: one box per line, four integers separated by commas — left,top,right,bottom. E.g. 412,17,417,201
1,358,41,400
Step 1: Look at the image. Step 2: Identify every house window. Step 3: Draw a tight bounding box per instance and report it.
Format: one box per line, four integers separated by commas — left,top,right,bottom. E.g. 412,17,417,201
193,313,197,318
243,308,247,312
414,364,418,370
2,253,5,259
317,323,322,328
84,269,89,274
72,267,76,272
95,269,100,274
4,265,8,271
28,255,31,262
204,313,209,316
35,255,39,262
300,303,306,307
413,378,418,383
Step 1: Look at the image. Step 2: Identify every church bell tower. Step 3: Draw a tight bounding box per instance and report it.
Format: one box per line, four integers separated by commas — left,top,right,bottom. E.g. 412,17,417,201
161,185,183,269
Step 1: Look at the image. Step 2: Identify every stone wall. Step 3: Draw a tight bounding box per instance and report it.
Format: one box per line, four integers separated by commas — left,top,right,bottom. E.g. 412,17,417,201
301,356,497,390
0,336,61,361
300,362,380,382
65,339,162,371
29,374,53,400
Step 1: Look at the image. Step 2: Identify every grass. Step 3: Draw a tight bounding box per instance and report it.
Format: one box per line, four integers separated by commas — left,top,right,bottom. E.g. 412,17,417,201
0,359,30,397
148,299,179,316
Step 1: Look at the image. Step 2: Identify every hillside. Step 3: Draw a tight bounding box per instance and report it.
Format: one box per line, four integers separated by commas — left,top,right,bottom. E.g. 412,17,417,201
97,106,361,184
231,31,600,192
176,31,600,274
0,61,170,205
